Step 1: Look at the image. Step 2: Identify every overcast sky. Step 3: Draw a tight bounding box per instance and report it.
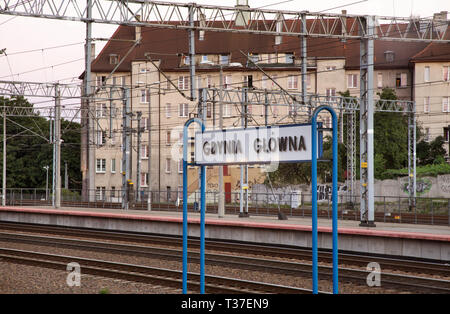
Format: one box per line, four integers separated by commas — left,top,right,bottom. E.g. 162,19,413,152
0,0,448,94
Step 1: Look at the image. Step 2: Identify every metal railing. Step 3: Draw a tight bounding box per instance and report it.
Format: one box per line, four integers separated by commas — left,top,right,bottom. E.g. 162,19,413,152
2,188,449,226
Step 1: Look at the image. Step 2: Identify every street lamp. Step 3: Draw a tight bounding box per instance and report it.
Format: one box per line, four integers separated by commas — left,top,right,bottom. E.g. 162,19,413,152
43,165,49,201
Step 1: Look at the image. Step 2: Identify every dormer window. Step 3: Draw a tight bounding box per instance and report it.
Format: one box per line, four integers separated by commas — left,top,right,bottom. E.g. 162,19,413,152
285,53,294,64
220,54,230,65
109,54,119,65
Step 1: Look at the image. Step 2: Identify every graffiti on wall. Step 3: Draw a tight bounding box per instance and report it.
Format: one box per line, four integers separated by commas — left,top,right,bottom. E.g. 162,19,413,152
439,175,450,194
317,184,347,201
402,178,432,196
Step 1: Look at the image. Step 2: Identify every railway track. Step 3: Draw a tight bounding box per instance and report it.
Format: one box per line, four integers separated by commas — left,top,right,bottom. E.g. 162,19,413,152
0,223,448,293
0,247,317,294
0,221,448,278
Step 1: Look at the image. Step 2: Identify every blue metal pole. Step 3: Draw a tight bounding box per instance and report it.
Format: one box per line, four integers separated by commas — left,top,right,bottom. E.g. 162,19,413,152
331,110,339,294
312,106,339,295
311,115,319,295
182,124,189,294
182,118,206,294
200,164,206,294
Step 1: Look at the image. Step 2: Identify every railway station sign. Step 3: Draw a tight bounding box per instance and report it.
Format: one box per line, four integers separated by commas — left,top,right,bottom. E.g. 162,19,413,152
194,124,322,165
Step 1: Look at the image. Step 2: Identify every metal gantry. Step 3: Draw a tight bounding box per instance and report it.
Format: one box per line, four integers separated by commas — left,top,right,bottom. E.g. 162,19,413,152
1,0,444,224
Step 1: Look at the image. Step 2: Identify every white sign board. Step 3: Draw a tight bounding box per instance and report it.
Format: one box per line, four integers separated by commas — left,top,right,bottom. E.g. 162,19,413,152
194,124,322,165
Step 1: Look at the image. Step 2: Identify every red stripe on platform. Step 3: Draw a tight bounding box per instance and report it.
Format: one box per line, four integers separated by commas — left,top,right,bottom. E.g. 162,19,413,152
1,206,449,242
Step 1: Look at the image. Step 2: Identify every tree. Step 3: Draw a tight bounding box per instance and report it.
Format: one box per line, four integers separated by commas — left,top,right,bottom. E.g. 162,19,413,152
417,136,446,166
0,96,81,190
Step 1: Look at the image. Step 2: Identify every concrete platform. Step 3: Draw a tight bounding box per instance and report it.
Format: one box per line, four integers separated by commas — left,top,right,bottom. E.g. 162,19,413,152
0,205,449,262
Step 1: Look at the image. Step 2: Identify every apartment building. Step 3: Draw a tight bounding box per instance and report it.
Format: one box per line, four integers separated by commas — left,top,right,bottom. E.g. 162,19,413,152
82,13,448,200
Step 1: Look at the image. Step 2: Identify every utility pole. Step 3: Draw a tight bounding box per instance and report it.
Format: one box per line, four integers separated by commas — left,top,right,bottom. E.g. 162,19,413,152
239,88,249,218
43,166,49,201
2,109,5,206
122,88,131,210
55,84,61,208
218,66,225,218
136,111,142,202
64,161,68,190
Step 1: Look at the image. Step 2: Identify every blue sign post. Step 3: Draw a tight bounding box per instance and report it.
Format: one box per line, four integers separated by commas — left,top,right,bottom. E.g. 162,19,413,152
182,118,206,294
311,105,339,294
182,112,339,294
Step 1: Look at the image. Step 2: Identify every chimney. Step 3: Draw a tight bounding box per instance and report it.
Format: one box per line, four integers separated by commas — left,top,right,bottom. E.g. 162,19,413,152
433,11,447,34
341,10,347,41
235,0,250,27
135,15,142,42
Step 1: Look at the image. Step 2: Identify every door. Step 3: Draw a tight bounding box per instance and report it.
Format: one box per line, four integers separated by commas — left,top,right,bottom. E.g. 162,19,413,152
225,182,232,204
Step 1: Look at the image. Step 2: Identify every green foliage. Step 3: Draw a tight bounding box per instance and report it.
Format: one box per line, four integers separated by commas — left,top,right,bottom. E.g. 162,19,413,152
0,96,81,190
379,160,450,179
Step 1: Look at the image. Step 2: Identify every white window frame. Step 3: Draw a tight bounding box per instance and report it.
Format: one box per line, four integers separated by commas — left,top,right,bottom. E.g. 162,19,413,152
287,75,298,90
96,103,107,118
424,66,430,82
96,159,106,173
165,158,171,173
111,158,116,173
443,66,450,82
377,73,383,88
223,104,232,117
326,88,336,101
424,97,430,113
140,172,149,187
443,97,450,113
347,74,358,88
140,89,150,103
224,75,232,89
166,103,172,118
96,130,105,146
141,144,149,159
178,76,189,90
179,103,189,117
400,73,407,87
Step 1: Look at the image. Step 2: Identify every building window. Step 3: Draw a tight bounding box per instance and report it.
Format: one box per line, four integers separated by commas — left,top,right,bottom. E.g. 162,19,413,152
183,55,190,65
423,97,430,113
424,66,430,82
96,103,107,118
111,158,116,173
111,187,116,198
141,144,149,159
165,158,171,173
271,74,278,89
166,131,171,145
178,160,183,173
140,89,150,103
377,73,383,88
220,55,229,65
178,76,189,90
425,128,430,142
140,173,148,187
224,75,232,89
243,75,253,88
347,74,358,88
96,187,106,201
443,97,450,113
285,53,294,64
223,104,232,117
444,127,449,142
396,73,407,88
96,159,106,173
179,103,189,117
261,75,268,89
287,75,298,90
326,88,336,101
207,75,212,88
96,76,106,88
250,53,259,64
166,103,171,118
443,66,450,82
326,66,336,71
206,103,212,118
96,130,105,146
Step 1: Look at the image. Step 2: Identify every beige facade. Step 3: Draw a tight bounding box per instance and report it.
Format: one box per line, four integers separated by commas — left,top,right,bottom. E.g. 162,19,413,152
414,62,450,148
89,54,419,199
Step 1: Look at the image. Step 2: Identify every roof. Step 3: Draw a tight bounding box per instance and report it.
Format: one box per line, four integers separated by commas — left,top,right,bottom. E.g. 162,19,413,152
87,20,446,75
410,42,450,62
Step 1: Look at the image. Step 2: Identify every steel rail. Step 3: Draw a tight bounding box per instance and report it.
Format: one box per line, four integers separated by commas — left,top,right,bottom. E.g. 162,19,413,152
0,228,448,293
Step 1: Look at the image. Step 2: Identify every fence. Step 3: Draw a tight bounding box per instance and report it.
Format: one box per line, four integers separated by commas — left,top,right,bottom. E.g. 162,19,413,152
2,188,449,226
